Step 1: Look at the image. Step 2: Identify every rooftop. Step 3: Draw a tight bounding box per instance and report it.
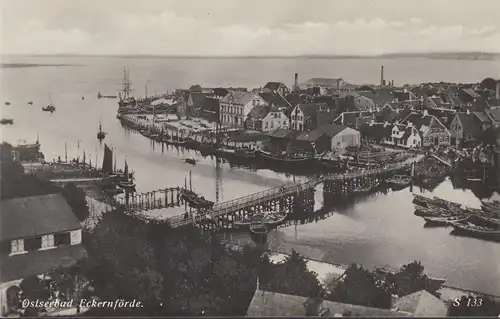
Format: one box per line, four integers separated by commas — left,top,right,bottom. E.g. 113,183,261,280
0,193,82,241
393,290,448,317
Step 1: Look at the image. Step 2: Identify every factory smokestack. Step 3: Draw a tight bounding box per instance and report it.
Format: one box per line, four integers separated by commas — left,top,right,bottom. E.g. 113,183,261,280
294,73,299,91
380,66,385,86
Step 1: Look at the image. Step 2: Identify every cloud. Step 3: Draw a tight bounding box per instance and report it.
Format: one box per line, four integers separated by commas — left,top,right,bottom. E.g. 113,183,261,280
2,9,500,56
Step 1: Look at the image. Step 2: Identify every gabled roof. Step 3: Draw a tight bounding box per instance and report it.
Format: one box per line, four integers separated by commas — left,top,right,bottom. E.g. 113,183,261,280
393,290,448,317
401,112,434,131
485,107,500,123
473,111,491,123
212,88,230,97
263,82,288,91
401,126,418,141
259,92,292,108
0,193,82,241
220,91,264,106
246,289,409,317
1,244,87,283
284,93,304,107
487,98,500,107
317,123,350,138
456,113,482,137
295,103,326,119
461,88,480,98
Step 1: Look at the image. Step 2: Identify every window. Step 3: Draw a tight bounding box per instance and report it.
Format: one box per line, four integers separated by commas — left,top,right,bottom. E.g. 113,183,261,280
271,121,274,129
11,239,24,254
70,230,82,245
283,121,287,126
265,122,268,129
41,234,54,249
55,232,71,246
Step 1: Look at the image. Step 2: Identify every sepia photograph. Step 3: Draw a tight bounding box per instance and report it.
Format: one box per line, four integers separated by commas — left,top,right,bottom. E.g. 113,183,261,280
1,0,500,317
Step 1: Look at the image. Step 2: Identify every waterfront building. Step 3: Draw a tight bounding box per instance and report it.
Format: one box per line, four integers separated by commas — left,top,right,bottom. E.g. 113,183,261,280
259,107,289,132
299,123,361,154
400,111,451,147
0,194,87,316
289,103,332,131
390,123,422,148
219,91,268,127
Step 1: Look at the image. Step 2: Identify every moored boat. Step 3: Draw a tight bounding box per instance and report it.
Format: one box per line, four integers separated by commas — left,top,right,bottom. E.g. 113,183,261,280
233,211,288,228
5,101,10,105
422,215,469,226
468,215,500,229
0,118,14,125
256,150,314,165
450,221,500,240
180,189,214,209
249,221,267,235
352,181,380,194
385,174,412,188
42,104,56,112
184,158,197,165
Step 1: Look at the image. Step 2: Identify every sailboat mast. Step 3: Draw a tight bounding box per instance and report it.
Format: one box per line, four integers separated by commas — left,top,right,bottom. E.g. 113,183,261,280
65,142,68,162
184,175,187,190
189,170,192,191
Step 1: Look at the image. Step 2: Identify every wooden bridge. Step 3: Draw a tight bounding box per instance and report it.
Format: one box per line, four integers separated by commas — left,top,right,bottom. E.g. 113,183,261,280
162,156,420,229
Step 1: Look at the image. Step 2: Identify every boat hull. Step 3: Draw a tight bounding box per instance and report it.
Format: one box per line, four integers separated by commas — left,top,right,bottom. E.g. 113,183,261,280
256,150,314,166
451,222,500,241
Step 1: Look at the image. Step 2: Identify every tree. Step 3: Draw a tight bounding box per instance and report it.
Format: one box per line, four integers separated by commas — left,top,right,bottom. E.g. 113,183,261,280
263,249,324,298
20,275,48,316
448,295,500,317
82,209,163,315
327,264,391,309
60,183,89,221
388,261,440,298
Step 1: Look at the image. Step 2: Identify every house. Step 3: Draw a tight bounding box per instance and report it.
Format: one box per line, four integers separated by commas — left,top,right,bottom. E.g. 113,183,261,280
263,82,290,95
219,91,268,128
401,111,451,147
246,289,409,317
301,123,361,153
290,103,330,131
390,123,422,148
391,290,448,317
449,111,483,147
0,194,87,316
458,88,480,104
354,94,376,111
260,107,289,132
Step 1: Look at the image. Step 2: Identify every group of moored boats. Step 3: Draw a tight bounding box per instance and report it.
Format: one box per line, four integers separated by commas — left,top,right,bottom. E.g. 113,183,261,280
413,194,500,241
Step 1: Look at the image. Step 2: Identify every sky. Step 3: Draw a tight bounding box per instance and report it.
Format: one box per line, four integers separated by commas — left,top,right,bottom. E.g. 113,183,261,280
1,0,500,56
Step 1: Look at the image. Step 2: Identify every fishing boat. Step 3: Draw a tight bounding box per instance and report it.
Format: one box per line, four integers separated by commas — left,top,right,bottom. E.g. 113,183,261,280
481,200,500,209
414,206,443,217
5,101,10,105
233,211,288,228
422,215,469,226
481,200,500,214
468,215,500,229
250,221,267,235
0,118,14,125
450,221,500,240
432,197,462,209
256,150,313,165
28,101,33,105
97,121,106,140
385,175,412,188
180,189,214,209
233,148,256,160
118,160,136,191
482,205,500,216
184,158,197,165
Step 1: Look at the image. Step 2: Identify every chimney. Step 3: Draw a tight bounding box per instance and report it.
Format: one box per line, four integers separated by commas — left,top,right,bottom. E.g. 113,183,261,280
407,122,413,128
370,119,375,126
384,121,389,127
294,73,299,91
496,81,500,100
423,109,428,117
466,109,471,115
380,66,385,86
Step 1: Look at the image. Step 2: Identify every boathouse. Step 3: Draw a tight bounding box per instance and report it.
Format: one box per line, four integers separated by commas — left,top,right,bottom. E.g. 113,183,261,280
0,194,87,316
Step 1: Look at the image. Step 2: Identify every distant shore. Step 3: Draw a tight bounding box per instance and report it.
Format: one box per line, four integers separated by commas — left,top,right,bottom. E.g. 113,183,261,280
0,63,83,69
2,52,500,61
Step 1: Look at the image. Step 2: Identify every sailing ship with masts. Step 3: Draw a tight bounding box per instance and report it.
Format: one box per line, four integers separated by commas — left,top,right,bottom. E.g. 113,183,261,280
118,68,136,110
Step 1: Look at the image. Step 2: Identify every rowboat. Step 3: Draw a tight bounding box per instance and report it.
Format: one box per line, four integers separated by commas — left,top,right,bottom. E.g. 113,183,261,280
414,205,442,217
180,189,214,209
422,215,469,226
234,211,288,228
184,158,197,165
432,197,462,209
468,215,500,229
249,222,267,235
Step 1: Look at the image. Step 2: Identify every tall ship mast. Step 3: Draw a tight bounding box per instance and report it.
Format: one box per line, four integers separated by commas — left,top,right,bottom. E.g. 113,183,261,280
118,68,135,109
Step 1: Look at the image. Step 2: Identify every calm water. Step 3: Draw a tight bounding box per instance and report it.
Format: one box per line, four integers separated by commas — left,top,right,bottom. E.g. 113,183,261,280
1,55,500,295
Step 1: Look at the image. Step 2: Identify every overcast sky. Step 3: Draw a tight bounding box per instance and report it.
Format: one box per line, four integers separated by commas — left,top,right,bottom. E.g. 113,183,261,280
2,0,500,56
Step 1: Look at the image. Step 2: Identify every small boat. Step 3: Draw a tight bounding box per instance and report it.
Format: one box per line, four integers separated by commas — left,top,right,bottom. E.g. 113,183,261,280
423,215,469,226
42,104,56,112
180,189,214,209
386,175,412,188
432,197,462,209
256,150,314,165
451,221,500,240
28,101,33,105
118,160,136,191
97,122,106,140
414,206,444,217
468,215,500,229
0,118,14,125
249,221,267,235
5,101,11,105
184,158,197,165
234,211,288,228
